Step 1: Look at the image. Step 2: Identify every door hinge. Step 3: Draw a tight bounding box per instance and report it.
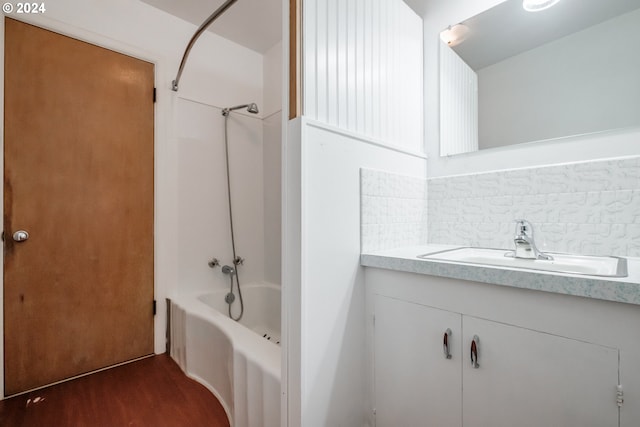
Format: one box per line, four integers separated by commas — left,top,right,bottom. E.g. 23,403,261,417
153,87,157,103
153,300,157,316
617,385,624,407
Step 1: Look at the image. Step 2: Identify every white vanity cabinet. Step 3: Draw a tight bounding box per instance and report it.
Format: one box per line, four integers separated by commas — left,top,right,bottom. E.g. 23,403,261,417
462,316,618,427
366,267,637,427
374,295,462,427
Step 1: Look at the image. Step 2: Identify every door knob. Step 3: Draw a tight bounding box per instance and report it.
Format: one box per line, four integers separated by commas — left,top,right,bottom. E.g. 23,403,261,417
12,230,29,242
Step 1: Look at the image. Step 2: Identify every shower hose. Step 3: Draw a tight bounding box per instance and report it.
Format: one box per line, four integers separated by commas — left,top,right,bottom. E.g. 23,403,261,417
223,111,244,322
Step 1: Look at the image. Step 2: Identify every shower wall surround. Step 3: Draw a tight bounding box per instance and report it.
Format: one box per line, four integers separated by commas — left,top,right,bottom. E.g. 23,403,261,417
360,169,428,252
429,156,640,257
361,156,640,257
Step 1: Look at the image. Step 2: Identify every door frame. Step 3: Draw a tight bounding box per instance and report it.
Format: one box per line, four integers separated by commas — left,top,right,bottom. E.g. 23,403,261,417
0,15,169,398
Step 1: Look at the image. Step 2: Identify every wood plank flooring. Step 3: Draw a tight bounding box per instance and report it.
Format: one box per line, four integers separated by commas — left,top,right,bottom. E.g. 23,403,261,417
0,354,230,427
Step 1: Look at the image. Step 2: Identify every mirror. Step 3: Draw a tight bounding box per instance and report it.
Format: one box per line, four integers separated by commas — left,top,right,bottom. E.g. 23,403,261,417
439,0,640,156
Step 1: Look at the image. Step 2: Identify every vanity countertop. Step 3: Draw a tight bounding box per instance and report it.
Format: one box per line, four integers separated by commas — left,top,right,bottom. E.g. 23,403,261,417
361,245,640,306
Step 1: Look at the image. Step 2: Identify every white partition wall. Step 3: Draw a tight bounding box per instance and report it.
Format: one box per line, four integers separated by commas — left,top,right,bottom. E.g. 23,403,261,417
284,0,426,425
285,119,426,427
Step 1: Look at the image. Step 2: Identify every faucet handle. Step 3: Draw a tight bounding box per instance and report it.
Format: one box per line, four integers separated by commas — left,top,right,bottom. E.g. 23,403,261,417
514,219,534,238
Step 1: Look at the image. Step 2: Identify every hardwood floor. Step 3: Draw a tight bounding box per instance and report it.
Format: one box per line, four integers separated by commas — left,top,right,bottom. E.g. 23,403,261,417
0,354,230,427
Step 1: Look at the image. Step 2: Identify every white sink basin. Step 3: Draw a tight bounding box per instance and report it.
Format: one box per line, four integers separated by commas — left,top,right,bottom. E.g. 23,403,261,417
417,247,628,277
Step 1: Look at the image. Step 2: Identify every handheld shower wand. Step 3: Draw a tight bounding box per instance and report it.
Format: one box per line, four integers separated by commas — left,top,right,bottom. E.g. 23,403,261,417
221,102,259,321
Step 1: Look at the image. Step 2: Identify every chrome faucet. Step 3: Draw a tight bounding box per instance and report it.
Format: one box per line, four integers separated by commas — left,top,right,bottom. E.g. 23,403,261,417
507,219,553,260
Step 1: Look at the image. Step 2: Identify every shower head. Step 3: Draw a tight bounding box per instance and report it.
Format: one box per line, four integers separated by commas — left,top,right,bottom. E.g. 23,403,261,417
222,103,259,116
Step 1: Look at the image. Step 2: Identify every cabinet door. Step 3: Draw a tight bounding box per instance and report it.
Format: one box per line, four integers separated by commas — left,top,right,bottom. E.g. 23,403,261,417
463,316,619,427
374,295,462,427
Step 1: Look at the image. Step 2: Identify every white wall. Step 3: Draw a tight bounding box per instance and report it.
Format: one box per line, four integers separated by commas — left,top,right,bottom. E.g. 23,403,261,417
422,0,640,177
286,119,426,427
478,8,640,150
302,0,423,153
263,113,282,286
264,41,283,118
263,42,283,286
175,99,265,296
0,0,271,397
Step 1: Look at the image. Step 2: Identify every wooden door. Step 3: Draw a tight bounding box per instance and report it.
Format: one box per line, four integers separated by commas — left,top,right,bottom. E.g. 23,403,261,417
374,295,462,427
4,18,154,395
463,316,619,427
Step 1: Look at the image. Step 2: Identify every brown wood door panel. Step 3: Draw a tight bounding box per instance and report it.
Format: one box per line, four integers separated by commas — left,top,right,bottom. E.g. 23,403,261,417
4,18,154,395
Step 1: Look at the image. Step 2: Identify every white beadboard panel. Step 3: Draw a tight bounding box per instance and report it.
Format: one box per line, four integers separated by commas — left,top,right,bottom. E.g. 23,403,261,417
303,0,423,152
355,0,366,134
304,0,317,120
346,0,357,131
427,156,640,257
327,0,338,126
439,41,478,156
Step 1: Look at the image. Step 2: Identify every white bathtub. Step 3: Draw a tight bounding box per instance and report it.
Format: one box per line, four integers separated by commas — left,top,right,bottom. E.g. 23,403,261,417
169,282,281,427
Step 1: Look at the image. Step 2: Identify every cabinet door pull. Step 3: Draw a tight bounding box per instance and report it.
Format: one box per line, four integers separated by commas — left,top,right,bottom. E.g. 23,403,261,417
470,335,480,368
443,328,452,359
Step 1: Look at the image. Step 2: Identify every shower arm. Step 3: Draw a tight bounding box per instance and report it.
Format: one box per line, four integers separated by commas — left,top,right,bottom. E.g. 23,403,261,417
171,0,238,92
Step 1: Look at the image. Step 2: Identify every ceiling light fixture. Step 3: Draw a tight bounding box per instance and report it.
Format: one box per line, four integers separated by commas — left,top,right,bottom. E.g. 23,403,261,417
523,0,561,12
439,24,470,47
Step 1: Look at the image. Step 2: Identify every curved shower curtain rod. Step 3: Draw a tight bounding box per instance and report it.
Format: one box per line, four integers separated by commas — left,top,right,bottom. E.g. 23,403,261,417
172,0,238,92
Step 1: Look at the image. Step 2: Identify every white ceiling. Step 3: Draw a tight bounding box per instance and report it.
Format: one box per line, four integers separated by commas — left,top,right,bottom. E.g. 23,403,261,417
140,0,639,65
402,0,431,17
140,0,282,54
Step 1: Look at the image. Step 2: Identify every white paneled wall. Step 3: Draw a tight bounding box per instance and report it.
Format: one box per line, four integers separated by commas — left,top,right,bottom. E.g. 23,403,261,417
303,0,424,152
439,41,478,156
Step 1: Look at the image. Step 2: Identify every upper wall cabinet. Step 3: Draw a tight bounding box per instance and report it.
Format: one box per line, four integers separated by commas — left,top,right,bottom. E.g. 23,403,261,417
439,0,640,156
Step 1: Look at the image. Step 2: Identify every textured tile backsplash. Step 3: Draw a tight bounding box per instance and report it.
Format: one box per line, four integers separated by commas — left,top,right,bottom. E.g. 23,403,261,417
360,169,428,252
361,157,640,256
428,157,640,257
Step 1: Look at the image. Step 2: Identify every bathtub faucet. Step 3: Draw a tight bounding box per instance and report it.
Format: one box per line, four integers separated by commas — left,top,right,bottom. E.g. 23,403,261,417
222,265,236,276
